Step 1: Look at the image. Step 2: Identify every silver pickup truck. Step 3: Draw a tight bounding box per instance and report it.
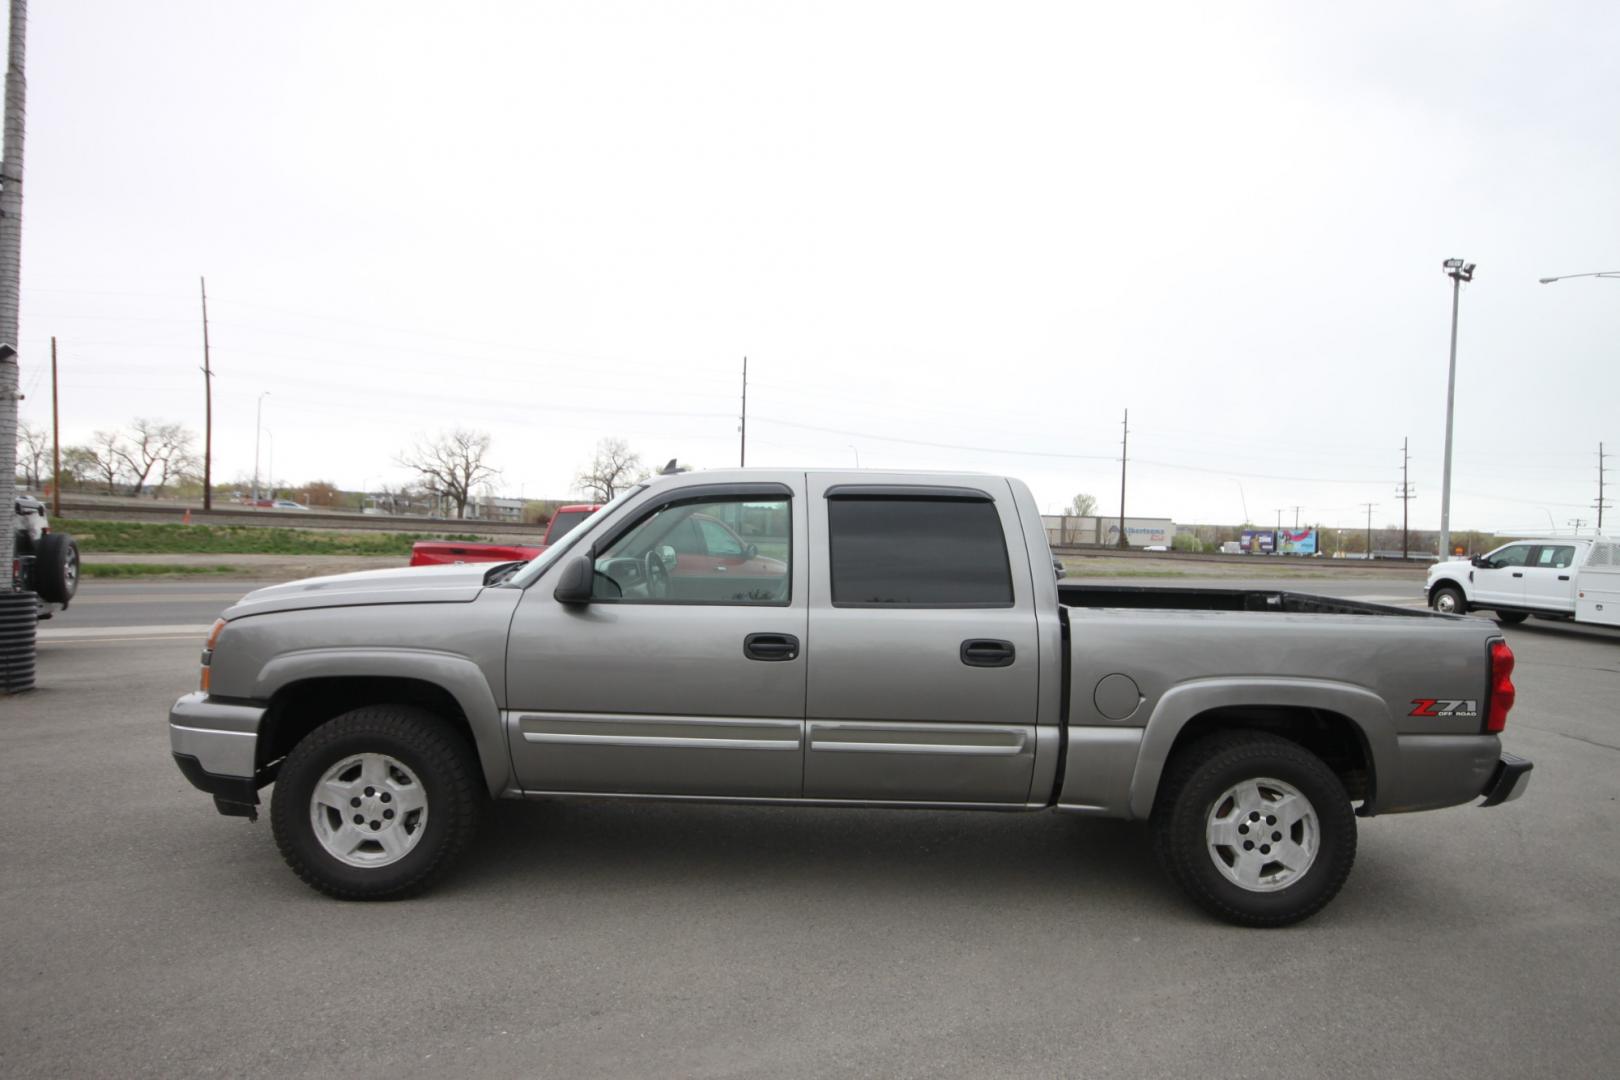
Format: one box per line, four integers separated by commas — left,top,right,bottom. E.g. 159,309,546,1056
170,470,1531,925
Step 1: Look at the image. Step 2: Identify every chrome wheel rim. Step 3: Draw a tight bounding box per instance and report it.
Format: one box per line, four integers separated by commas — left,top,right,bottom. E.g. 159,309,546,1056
1205,777,1319,892
63,549,78,590
309,753,429,868
1434,591,1458,613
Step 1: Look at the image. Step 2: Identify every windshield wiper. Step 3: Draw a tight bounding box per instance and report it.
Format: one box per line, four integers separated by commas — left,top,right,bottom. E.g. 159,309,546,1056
483,561,525,586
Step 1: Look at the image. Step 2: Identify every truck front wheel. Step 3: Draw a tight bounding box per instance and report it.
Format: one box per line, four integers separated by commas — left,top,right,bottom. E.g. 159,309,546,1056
1430,584,1466,615
270,705,484,900
1152,732,1357,927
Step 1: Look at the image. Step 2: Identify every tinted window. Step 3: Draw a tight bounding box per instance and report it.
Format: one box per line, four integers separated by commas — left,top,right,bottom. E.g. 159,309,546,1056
1535,545,1575,569
828,498,1013,606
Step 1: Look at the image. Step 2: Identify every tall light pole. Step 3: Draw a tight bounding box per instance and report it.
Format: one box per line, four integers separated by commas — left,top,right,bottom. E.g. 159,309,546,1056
1438,259,1475,560
253,391,269,505
1538,270,1620,284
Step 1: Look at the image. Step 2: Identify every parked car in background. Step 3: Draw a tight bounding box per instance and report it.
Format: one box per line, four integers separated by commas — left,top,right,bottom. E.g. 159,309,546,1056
1427,536,1620,627
409,503,602,567
11,495,79,619
271,499,309,511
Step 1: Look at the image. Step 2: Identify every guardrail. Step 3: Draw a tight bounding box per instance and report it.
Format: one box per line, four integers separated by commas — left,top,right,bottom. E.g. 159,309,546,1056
53,499,544,538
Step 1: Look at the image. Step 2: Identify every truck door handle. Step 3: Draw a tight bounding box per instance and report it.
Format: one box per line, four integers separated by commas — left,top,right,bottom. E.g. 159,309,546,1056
1558,575,1570,581
744,633,799,661
960,639,1016,668
1511,572,1523,578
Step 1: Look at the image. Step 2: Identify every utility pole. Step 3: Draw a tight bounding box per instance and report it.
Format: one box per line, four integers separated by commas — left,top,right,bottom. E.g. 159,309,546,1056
49,335,58,517
1273,508,1284,554
1361,502,1377,560
1597,442,1611,531
1396,437,1414,561
0,0,30,579
1568,518,1587,533
1117,408,1129,548
1439,258,1475,560
200,277,213,511
738,356,747,468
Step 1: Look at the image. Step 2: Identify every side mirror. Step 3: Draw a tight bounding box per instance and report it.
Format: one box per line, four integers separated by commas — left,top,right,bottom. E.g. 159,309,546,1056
657,544,677,570
744,543,759,561
553,554,594,604
1469,555,1487,568
1053,558,1067,580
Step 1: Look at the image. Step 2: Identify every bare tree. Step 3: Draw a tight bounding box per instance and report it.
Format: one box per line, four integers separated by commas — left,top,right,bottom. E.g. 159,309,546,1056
16,419,46,488
398,429,498,519
59,445,100,493
1067,493,1098,517
576,437,647,502
78,430,125,494
113,418,194,496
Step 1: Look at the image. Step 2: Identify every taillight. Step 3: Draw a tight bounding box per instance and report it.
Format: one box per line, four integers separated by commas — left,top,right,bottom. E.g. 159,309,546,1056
1486,639,1515,733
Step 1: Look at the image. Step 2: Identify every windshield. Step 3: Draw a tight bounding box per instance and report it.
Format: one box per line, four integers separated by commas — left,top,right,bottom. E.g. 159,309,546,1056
546,509,593,541
504,485,647,588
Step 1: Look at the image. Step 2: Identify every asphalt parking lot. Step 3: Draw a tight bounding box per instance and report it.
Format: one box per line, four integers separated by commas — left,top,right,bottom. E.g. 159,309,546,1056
2,581,1617,1079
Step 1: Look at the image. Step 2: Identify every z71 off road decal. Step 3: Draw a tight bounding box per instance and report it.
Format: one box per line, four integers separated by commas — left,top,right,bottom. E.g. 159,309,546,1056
1410,698,1479,718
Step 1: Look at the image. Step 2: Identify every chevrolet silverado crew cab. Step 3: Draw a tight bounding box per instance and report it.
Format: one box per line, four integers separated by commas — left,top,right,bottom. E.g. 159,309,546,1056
170,470,1531,926
1427,536,1620,628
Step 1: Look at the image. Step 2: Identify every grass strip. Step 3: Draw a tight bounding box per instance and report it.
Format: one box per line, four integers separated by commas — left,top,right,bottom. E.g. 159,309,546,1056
82,563,246,578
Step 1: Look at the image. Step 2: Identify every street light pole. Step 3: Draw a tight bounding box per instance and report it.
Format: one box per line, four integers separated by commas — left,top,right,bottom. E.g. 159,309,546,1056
1538,270,1620,284
253,391,269,505
1438,259,1474,560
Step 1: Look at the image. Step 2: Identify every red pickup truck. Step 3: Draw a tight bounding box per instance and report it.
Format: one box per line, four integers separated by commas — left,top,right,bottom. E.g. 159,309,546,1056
408,504,601,567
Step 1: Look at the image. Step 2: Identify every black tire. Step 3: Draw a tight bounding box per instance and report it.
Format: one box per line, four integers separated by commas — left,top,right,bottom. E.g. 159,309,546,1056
34,532,79,604
1494,610,1529,624
1430,584,1467,615
1152,731,1357,927
270,705,484,900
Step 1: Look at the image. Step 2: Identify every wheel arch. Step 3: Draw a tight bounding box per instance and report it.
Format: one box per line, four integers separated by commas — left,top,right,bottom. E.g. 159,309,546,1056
1428,577,1468,606
254,650,510,796
1129,678,1395,819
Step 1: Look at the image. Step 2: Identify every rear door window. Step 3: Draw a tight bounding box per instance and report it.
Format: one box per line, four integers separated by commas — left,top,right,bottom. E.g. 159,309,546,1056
828,497,1013,607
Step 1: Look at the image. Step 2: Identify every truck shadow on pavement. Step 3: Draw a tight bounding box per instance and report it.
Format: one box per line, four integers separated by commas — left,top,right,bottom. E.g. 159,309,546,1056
451,798,1188,919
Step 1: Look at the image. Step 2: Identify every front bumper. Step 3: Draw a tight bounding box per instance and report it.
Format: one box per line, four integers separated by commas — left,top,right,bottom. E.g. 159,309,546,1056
1480,752,1533,807
169,692,267,818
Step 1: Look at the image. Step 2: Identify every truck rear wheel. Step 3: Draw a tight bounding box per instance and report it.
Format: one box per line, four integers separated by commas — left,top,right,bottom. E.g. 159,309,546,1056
1494,610,1528,624
1152,731,1356,927
270,705,484,900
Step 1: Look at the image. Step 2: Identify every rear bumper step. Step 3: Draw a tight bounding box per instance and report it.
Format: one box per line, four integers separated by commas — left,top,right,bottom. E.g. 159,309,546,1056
1479,752,1533,807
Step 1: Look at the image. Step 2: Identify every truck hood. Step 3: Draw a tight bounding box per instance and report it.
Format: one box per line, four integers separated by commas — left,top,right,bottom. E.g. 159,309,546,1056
224,562,496,620
1430,558,1472,580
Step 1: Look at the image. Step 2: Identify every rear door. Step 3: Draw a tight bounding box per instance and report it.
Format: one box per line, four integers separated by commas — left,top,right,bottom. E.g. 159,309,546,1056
802,476,1039,805
1472,543,1533,606
1522,543,1579,613
504,479,807,798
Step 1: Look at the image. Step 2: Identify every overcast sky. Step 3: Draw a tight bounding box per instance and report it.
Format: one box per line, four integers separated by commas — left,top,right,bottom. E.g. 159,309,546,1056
10,1,1618,535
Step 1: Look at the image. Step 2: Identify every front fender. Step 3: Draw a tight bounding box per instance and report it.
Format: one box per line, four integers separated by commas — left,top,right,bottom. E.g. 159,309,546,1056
1127,677,1397,819
254,647,511,796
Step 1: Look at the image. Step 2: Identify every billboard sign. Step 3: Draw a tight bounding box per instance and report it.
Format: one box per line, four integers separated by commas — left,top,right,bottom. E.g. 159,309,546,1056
1278,528,1318,556
1240,529,1275,554
1102,518,1173,547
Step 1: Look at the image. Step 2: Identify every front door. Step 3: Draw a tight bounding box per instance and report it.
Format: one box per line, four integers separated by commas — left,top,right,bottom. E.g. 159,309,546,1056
801,476,1039,805
504,483,807,798
1473,543,1533,607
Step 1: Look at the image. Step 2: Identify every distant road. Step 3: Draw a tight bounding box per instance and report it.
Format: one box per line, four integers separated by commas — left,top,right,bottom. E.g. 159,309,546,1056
55,497,543,538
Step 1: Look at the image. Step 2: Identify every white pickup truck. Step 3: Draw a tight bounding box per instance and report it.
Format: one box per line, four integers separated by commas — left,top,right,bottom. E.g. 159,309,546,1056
1427,536,1620,627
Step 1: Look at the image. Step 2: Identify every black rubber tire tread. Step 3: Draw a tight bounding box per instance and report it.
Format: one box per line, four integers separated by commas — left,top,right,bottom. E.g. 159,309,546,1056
34,533,78,604
1494,610,1529,624
1431,584,1467,615
270,705,484,900
1151,730,1357,928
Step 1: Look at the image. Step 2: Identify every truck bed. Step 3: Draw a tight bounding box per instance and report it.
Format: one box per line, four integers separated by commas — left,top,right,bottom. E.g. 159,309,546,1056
1058,583,1434,618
